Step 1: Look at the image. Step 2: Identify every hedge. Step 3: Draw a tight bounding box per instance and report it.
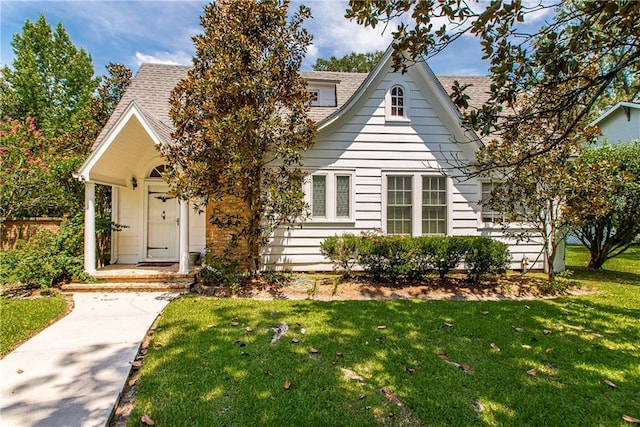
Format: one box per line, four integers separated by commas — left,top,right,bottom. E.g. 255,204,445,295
321,234,510,282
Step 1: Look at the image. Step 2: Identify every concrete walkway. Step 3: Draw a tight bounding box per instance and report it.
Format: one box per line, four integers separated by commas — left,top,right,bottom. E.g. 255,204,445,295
1,292,177,427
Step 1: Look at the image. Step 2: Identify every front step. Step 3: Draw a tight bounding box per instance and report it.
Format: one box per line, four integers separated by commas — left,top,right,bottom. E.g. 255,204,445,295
61,279,193,293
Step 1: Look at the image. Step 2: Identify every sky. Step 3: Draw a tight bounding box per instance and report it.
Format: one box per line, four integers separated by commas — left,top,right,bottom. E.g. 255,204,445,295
1,0,552,77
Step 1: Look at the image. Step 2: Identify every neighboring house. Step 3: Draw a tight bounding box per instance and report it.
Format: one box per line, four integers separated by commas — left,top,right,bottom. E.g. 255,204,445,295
590,101,640,144
76,48,553,274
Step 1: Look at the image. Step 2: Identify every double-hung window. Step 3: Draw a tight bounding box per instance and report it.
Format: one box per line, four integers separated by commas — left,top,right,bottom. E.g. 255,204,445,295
422,176,447,235
385,174,448,236
309,171,354,221
480,181,505,224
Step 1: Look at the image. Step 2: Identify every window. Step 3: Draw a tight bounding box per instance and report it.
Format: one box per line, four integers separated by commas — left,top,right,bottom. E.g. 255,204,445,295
312,175,326,217
481,181,504,223
387,176,413,235
149,164,171,178
308,171,354,221
385,84,410,121
336,175,350,218
306,85,337,107
385,174,448,236
422,176,447,235
390,86,404,117
308,90,319,104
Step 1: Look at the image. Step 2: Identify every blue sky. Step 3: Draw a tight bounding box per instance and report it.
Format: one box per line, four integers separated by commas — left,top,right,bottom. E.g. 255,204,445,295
1,0,551,77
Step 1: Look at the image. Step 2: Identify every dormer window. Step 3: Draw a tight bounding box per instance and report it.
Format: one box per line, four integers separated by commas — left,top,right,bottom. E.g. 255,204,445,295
391,86,404,117
305,79,338,107
308,90,319,104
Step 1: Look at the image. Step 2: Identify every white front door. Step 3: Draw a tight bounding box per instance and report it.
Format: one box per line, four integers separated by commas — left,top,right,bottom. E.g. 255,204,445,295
146,185,178,260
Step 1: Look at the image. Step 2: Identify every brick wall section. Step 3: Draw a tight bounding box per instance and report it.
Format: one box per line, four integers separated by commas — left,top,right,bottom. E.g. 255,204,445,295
0,217,63,250
205,197,250,270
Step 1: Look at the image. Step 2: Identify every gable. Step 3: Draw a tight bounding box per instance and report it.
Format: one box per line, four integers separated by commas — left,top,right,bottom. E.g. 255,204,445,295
313,48,484,167
591,102,640,143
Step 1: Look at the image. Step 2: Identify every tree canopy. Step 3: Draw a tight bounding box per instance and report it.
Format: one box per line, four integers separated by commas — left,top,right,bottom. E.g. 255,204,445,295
312,51,384,73
564,142,640,270
1,13,98,138
346,1,640,171
0,12,132,222
165,0,316,273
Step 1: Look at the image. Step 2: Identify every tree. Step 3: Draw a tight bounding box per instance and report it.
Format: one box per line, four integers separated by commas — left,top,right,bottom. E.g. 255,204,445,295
476,99,588,280
564,142,640,270
0,117,50,219
312,51,384,73
346,1,640,171
1,13,98,138
88,63,133,138
164,0,317,274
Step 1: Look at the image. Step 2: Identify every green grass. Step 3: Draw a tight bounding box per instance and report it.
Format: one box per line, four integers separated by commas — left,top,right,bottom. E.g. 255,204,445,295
1,296,68,356
129,246,640,426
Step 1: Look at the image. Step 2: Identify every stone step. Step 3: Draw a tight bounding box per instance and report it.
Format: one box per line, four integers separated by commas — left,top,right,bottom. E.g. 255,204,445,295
61,280,193,293
90,274,194,283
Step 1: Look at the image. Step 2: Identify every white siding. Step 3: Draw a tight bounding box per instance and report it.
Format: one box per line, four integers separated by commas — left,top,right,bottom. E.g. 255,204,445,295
262,66,546,271
597,107,640,144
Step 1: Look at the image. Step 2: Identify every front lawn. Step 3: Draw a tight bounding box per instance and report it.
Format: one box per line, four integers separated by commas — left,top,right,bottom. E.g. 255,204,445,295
0,296,68,356
128,246,640,426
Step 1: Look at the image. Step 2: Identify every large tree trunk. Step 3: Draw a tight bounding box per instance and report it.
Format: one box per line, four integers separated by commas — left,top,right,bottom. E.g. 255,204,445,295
246,175,262,275
587,241,608,270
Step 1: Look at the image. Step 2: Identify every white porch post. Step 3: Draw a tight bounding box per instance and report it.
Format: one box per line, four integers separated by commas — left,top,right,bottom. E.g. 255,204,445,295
178,199,190,273
84,182,97,273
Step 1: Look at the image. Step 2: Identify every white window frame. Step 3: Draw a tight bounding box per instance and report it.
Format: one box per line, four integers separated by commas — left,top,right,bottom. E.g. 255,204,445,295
479,181,504,226
385,83,410,123
421,175,448,235
306,170,355,223
382,172,451,236
479,180,535,229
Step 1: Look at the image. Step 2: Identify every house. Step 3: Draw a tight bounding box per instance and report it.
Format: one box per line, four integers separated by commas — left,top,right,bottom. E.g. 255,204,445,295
76,48,553,275
590,101,640,144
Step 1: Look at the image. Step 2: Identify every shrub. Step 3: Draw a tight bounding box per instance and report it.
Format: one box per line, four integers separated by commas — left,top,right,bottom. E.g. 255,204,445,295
199,251,245,289
465,237,511,280
319,234,359,277
430,236,472,279
357,235,411,282
404,236,437,279
0,215,84,288
319,234,513,282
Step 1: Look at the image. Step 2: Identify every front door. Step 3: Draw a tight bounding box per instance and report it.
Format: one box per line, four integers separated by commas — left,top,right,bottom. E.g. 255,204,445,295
146,185,178,260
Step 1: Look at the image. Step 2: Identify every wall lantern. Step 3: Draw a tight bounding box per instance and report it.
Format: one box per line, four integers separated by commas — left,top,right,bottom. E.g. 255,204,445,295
131,176,138,189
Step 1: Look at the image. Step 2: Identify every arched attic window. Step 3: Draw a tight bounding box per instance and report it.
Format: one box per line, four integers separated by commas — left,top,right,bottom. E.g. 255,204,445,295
391,85,404,117
386,84,410,122
149,164,172,178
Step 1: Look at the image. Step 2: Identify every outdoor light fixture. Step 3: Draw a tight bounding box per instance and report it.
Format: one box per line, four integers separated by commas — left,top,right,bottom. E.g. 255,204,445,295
131,176,138,189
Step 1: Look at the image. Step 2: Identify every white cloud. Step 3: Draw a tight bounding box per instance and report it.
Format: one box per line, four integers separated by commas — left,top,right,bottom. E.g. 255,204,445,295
303,1,393,58
134,51,192,66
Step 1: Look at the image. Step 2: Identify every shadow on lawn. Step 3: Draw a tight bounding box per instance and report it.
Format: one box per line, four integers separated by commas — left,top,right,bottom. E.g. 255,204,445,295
569,268,640,287
128,292,640,426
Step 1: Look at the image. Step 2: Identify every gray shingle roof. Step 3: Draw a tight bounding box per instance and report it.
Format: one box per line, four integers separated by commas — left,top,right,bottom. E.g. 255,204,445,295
93,63,492,150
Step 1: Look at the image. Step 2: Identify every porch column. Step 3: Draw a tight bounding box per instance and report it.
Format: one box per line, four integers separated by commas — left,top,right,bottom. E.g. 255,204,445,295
84,182,97,273
178,198,190,273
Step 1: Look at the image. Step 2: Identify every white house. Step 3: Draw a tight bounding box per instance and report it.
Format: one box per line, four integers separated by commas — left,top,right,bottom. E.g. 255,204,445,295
76,48,551,275
590,101,640,144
